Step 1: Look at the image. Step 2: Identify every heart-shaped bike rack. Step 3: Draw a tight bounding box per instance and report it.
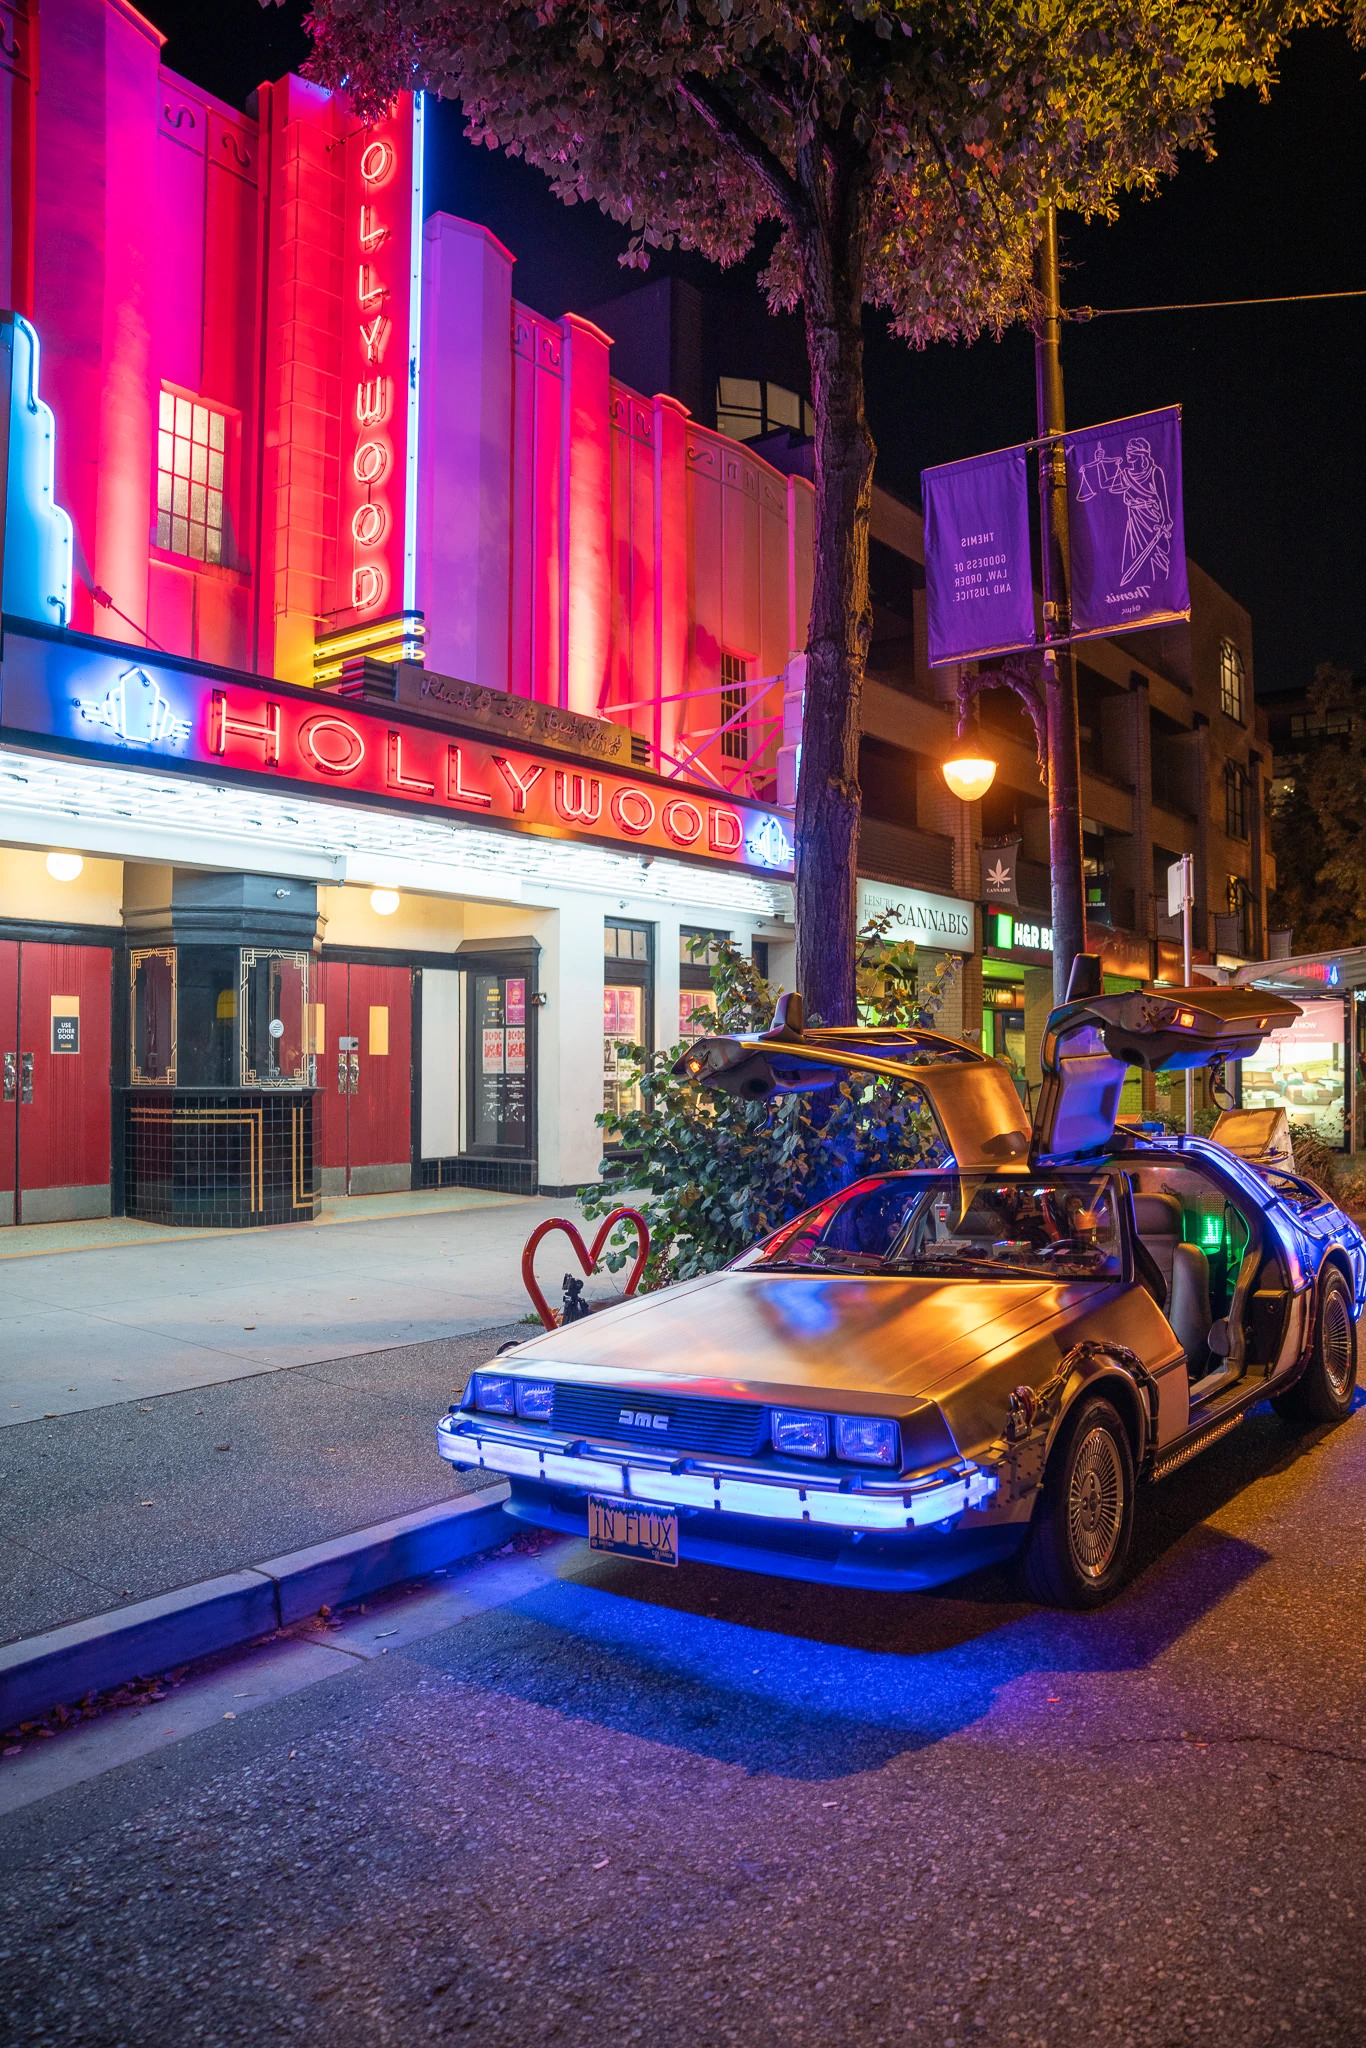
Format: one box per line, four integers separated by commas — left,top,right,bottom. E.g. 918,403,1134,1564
520,1207,651,1330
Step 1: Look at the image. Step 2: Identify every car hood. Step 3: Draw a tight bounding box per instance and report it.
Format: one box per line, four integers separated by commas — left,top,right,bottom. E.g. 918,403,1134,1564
496,1268,1111,1410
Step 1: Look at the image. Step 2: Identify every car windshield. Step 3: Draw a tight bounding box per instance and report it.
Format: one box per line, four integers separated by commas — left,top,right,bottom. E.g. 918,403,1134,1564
750,1173,1122,1280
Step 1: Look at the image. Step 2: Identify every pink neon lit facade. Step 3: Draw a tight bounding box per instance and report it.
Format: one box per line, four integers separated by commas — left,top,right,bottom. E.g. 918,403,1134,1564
0,1,813,798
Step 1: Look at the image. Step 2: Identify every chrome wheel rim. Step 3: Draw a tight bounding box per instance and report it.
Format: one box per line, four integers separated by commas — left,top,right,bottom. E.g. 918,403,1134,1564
1322,1289,1356,1400
1067,1427,1125,1581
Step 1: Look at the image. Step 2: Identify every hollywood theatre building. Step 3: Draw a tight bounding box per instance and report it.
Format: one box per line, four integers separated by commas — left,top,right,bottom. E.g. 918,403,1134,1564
0,0,810,1226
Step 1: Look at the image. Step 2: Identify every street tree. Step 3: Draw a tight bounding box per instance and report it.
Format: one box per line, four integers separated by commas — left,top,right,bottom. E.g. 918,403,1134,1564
297,0,1331,1023
1270,662,1366,953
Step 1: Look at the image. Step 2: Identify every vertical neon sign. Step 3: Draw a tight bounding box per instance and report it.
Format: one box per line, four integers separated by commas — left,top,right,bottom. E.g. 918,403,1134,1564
335,96,421,635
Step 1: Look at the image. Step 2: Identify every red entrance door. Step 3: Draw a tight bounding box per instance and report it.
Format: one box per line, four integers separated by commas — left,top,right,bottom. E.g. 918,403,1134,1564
0,940,113,1225
315,960,412,1195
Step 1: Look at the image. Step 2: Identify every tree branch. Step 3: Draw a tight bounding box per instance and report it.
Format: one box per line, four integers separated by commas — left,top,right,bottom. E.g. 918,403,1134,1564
675,71,810,229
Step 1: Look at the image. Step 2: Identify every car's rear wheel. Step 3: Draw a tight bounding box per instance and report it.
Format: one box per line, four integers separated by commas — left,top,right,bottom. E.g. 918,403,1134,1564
1272,1267,1357,1425
1016,1394,1136,1609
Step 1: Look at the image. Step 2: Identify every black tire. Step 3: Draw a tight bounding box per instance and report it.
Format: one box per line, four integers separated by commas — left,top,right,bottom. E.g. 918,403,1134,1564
1272,1267,1358,1425
1016,1394,1136,1609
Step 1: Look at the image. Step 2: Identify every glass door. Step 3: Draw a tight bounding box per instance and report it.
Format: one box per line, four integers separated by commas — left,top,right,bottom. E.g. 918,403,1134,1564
468,969,531,1154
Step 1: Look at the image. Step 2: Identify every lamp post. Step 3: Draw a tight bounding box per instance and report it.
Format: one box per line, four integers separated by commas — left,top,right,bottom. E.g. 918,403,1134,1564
1035,207,1088,1006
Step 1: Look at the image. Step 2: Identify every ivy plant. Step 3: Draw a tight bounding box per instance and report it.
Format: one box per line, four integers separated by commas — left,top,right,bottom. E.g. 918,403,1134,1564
582,924,959,1287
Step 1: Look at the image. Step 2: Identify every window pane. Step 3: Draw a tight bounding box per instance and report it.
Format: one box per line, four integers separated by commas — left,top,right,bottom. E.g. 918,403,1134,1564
172,476,189,517
604,927,617,957
189,481,206,523
766,383,801,429
188,523,206,560
193,404,209,444
158,429,173,471
206,488,223,533
207,448,224,490
190,443,207,484
157,473,172,511
174,439,190,478
155,512,171,549
171,517,188,555
209,410,225,451
718,377,761,410
206,527,222,565
175,395,192,438
159,390,174,429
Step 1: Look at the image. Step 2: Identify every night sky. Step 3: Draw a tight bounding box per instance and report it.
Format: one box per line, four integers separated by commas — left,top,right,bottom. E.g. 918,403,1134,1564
149,0,1366,699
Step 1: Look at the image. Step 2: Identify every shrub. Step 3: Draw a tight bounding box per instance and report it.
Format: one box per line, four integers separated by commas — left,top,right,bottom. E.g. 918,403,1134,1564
581,924,959,1288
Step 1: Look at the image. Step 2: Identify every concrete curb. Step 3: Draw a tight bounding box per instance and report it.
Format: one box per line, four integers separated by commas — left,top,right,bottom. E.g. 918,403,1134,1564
0,1483,512,1730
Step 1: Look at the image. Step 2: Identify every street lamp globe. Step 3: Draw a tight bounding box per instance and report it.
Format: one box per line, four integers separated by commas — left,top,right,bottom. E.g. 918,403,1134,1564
941,752,997,804
45,851,84,881
369,887,401,916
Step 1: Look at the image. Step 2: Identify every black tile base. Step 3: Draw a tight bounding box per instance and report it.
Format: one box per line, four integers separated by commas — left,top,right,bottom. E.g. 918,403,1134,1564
420,1155,538,1197
125,1090,319,1228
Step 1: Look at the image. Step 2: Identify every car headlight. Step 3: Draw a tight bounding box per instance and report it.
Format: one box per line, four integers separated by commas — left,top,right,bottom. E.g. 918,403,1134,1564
470,1373,517,1415
771,1408,830,1459
515,1380,555,1422
834,1414,900,1467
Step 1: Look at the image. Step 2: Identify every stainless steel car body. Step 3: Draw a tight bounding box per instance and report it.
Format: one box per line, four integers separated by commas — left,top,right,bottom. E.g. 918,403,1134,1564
436,979,1366,1593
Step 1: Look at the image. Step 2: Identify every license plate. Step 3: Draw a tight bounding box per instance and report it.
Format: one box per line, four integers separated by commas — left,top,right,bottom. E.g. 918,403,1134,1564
587,1494,679,1567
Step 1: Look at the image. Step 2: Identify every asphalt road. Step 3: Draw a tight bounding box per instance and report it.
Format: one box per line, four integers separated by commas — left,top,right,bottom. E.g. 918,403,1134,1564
5,1392,1366,2048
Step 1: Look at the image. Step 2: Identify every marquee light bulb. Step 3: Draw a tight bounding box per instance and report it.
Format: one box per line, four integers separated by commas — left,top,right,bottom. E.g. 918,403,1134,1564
369,887,401,915
45,851,83,882
941,753,997,804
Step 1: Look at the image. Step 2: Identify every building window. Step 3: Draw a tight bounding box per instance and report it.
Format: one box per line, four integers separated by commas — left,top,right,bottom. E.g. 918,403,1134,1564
156,391,226,564
1218,638,1245,723
716,378,815,443
604,920,653,1125
679,926,730,1042
720,653,750,761
1224,759,1248,840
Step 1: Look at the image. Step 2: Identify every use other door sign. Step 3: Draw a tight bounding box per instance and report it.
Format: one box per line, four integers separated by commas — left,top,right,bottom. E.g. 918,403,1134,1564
52,1016,80,1054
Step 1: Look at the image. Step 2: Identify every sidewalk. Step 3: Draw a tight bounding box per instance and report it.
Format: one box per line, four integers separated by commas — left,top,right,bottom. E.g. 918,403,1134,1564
0,1325,519,1649
0,1186,594,1426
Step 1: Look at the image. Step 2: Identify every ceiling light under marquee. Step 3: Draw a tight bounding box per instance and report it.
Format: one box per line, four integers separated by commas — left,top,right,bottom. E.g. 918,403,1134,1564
45,851,83,881
370,887,401,915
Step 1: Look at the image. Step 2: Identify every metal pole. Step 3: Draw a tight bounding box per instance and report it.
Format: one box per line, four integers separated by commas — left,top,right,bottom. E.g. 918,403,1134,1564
1182,853,1194,1134
1034,209,1088,1006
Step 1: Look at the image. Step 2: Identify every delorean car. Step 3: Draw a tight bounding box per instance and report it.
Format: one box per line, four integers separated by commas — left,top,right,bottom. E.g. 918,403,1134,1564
437,974,1365,1607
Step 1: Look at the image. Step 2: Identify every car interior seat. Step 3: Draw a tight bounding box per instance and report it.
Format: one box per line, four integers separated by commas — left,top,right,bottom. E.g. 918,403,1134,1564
1132,1192,1185,1291
1168,1242,1213,1372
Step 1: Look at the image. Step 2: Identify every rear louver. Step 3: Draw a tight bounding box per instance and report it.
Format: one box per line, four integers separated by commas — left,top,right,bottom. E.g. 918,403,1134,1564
551,1384,766,1458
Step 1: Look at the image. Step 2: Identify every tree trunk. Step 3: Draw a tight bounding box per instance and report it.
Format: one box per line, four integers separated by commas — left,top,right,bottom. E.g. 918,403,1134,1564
792,143,875,1028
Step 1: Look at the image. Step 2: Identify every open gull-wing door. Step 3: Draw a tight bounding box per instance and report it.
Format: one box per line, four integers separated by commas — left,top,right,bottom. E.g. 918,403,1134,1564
1031,983,1302,1167
672,993,1033,1170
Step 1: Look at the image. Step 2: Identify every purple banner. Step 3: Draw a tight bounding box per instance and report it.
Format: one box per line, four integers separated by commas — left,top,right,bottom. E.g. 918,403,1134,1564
922,447,1036,667
1064,406,1190,638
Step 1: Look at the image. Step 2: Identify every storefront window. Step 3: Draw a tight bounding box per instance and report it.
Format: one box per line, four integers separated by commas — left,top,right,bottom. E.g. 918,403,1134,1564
170,948,240,1087
469,972,529,1151
130,948,176,1085
604,920,653,1125
241,950,311,1088
1239,997,1346,1149
679,926,727,1045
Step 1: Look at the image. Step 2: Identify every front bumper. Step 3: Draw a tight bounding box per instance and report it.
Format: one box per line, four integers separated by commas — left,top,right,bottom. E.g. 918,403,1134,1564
435,1411,997,1534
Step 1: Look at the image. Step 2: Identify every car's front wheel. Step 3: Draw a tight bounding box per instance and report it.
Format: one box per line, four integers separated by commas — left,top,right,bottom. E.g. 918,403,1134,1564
1016,1394,1136,1609
1272,1267,1358,1426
